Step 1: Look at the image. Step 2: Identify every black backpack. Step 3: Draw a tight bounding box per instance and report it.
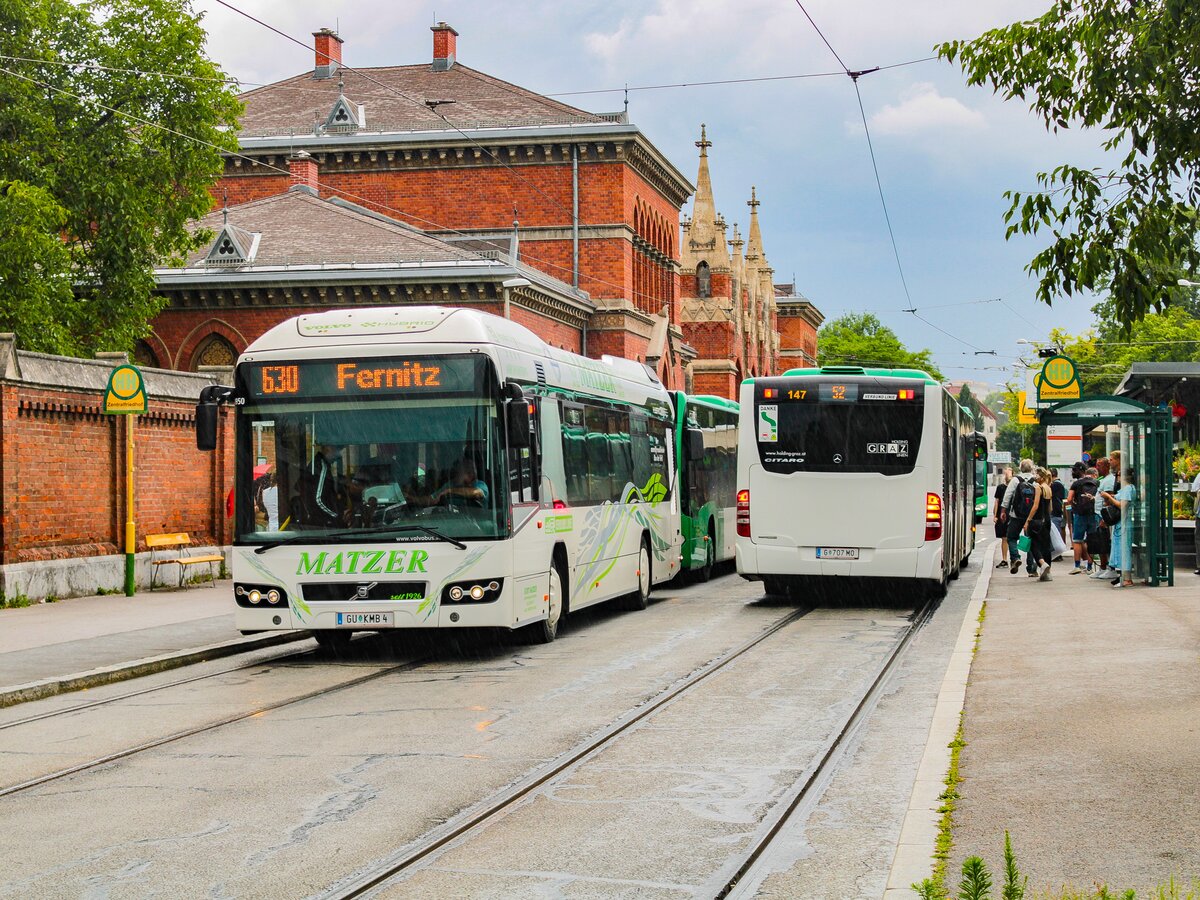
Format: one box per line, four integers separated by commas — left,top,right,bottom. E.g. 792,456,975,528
1073,477,1098,516
1012,479,1038,519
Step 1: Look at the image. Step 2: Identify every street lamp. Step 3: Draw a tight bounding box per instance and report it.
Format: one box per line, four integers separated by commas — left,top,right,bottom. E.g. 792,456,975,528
501,277,531,319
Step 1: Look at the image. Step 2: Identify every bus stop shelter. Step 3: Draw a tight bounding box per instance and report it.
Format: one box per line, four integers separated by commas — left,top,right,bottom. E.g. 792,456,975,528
1041,395,1174,586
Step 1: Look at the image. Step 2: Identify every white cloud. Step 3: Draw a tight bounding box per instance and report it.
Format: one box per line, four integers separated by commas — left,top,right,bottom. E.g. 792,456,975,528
866,82,986,137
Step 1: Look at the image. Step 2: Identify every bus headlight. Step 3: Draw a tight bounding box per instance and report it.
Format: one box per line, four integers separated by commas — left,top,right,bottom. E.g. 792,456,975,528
236,583,288,609
442,579,504,604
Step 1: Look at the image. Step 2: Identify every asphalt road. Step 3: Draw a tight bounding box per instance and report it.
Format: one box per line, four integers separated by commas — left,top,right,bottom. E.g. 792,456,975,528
0,568,978,899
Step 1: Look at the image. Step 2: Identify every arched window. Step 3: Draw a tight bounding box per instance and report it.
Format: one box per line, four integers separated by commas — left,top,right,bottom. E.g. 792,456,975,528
133,340,159,368
697,261,711,298
191,334,237,370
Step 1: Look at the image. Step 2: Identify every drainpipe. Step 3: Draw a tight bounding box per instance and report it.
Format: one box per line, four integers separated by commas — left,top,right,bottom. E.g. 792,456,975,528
572,144,580,289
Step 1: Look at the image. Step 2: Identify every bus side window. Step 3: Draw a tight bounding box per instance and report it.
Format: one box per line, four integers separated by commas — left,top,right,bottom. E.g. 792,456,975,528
509,398,540,504
561,404,588,505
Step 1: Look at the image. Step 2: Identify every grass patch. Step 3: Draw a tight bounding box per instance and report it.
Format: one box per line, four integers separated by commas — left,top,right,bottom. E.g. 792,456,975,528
917,840,1199,899
0,591,32,609
915,600,988,898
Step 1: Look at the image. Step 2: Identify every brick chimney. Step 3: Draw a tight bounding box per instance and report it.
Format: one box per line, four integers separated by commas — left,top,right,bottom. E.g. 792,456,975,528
288,150,318,194
431,22,458,71
313,28,342,79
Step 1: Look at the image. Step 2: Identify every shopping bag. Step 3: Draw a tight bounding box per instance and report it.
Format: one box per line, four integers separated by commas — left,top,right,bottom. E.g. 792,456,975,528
1017,533,1031,553
1049,525,1067,557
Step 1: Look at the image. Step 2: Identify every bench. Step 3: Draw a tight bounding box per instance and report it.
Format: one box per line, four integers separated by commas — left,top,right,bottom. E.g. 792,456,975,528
147,532,224,590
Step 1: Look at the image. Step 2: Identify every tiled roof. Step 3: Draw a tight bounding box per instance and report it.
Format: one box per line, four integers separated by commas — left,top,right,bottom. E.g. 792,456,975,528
237,64,609,137
180,190,485,268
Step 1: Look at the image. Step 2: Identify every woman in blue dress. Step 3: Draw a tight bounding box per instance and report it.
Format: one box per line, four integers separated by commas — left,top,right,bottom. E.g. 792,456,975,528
1101,467,1136,587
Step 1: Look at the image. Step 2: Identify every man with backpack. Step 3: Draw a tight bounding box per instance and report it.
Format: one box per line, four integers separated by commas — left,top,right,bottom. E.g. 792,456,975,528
1067,464,1101,574
1001,458,1039,574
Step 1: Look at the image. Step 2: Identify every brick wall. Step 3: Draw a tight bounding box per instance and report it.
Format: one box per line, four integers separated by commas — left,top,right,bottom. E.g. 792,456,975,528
0,342,232,594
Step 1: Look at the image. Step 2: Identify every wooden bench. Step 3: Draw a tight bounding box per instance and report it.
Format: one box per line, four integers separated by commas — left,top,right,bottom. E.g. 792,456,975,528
147,532,224,590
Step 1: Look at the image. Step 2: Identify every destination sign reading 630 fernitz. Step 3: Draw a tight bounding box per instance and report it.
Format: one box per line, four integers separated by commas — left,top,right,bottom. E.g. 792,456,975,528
243,356,485,399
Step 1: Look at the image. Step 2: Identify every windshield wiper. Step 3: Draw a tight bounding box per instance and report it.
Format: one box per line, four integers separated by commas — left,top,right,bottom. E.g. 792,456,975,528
254,523,466,554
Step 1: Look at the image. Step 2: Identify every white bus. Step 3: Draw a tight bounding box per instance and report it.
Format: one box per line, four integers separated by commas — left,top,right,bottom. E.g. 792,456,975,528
735,366,978,599
196,306,686,650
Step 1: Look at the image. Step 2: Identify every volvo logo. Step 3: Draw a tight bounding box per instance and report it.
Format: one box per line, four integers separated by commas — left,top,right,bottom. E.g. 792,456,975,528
352,582,378,601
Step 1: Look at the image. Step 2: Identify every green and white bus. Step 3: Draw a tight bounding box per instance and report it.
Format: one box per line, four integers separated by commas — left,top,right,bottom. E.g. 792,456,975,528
675,393,739,581
196,306,733,650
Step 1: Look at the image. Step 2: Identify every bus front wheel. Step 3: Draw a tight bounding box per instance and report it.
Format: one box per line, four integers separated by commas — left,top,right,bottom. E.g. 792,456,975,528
312,630,352,656
527,564,564,644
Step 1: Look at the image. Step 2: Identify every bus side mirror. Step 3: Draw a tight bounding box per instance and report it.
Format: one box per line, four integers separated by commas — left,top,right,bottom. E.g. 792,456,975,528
686,428,705,463
507,399,531,449
196,385,234,452
196,402,219,451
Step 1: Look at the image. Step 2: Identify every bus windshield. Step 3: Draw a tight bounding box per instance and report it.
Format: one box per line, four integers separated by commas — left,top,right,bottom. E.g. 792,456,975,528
754,378,925,475
234,355,506,544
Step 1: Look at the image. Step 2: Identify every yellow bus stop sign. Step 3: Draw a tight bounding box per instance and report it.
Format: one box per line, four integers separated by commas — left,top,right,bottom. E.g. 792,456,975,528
1017,391,1039,424
104,364,147,414
1036,355,1081,405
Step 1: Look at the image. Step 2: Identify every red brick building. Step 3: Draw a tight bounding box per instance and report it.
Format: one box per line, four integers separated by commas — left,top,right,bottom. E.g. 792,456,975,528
146,23,816,396
147,23,698,387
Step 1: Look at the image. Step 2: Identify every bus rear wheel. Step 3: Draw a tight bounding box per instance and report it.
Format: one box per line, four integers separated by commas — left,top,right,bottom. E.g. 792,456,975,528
622,539,652,611
763,576,790,598
696,528,715,583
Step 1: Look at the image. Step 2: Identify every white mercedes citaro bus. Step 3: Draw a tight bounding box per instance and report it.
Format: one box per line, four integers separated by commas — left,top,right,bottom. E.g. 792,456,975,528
734,366,977,600
196,306,682,650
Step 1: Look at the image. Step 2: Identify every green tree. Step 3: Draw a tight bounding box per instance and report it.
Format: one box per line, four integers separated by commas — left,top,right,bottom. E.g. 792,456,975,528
957,383,985,429
938,1,1200,328
0,0,241,355
817,313,945,381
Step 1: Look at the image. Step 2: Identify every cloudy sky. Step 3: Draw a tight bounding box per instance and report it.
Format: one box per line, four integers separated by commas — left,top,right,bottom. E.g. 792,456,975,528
196,0,1111,388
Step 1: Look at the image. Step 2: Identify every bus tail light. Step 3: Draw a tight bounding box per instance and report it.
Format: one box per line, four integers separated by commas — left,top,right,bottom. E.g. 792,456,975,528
736,489,751,537
925,493,943,542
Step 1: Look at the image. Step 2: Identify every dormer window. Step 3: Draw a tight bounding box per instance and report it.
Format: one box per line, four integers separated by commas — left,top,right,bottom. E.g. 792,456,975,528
324,93,365,132
204,223,260,267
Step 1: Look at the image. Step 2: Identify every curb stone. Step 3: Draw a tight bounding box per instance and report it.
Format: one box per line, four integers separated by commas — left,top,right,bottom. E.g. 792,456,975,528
0,630,312,709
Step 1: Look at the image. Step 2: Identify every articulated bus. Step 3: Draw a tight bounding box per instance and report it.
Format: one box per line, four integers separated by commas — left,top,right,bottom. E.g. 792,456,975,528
735,366,978,599
195,306,734,649
675,393,739,581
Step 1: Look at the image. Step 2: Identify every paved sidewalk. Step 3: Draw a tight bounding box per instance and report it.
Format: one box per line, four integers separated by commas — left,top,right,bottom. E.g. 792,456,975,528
949,548,1200,894
0,581,308,705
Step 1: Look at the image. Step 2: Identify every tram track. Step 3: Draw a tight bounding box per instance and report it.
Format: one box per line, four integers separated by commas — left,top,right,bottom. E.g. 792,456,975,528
318,597,936,900
713,596,938,898
0,642,320,734
0,648,434,799
317,604,816,899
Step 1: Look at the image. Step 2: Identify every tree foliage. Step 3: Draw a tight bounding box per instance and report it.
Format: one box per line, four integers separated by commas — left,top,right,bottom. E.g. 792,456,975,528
0,0,241,355
938,0,1200,328
1050,302,1200,395
957,384,986,429
816,313,945,381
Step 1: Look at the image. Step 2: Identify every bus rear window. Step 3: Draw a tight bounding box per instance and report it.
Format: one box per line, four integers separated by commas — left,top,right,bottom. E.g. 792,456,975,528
755,386,924,474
